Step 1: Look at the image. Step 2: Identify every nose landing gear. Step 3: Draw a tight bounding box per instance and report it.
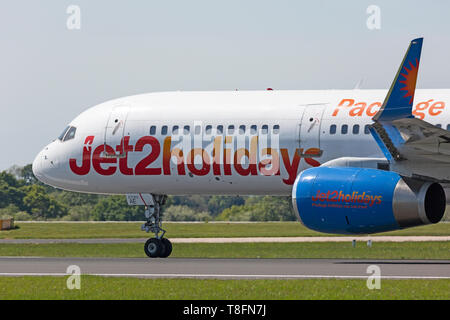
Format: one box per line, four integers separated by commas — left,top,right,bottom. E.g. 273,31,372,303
140,194,173,258
144,237,172,258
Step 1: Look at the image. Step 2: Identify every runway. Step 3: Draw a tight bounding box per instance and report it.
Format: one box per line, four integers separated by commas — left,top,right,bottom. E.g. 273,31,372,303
0,257,449,279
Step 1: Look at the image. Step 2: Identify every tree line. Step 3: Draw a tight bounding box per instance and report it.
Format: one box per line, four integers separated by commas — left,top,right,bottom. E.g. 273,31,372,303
0,164,296,221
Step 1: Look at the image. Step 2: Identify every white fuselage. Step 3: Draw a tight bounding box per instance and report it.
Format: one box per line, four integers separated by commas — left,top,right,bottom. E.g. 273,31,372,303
32,89,450,195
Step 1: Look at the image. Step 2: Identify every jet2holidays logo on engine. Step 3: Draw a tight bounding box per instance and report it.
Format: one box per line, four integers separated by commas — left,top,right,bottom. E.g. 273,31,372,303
311,190,382,209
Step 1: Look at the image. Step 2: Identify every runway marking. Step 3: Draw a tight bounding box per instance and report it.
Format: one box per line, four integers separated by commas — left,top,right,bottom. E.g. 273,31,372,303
170,236,450,243
1,236,449,244
0,272,449,280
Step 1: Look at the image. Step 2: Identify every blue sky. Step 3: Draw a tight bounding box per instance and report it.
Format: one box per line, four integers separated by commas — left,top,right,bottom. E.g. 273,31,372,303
1,0,450,170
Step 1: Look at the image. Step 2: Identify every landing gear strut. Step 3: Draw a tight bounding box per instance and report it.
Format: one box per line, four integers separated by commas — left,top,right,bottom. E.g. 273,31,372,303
141,195,172,258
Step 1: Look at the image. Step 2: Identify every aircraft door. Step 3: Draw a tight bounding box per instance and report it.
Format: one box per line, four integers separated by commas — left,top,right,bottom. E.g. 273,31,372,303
299,104,326,156
103,105,129,158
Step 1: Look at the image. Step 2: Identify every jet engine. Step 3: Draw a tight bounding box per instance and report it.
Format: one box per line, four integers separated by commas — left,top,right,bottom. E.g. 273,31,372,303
292,167,445,234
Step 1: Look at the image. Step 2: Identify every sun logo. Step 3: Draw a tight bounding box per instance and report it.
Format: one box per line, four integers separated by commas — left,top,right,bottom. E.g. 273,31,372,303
399,58,419,104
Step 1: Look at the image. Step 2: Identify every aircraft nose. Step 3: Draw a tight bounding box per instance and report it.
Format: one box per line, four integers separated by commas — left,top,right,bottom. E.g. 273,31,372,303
32,149,46,183
32,142,61,185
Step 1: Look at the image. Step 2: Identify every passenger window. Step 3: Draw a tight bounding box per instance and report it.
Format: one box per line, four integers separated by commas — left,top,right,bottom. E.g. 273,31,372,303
161,126,168,135
447,124,450,131
217,125,223,134
184,126,190,134
239,125,246,135
262,125,268,134
330,125,336,135
364,124,371,134
63,127,77,142
250,125,257,134
341,125,348,134
195,125,201,135
150,126,157,135
205,125,212,134
172,126,179,134
228,125,235,134
436,124,442,128
58,126,70,141
352,124,360,134
273,125,280,134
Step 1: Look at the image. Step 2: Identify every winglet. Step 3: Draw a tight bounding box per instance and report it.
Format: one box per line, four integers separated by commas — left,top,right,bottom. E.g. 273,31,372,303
373,38,423,121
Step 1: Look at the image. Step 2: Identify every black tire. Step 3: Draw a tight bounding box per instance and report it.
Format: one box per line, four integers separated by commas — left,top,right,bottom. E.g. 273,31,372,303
144,238,162,258
160,238,173,258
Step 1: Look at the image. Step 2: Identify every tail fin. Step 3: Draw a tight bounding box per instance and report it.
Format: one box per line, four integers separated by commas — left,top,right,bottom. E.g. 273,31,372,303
373,38,423,121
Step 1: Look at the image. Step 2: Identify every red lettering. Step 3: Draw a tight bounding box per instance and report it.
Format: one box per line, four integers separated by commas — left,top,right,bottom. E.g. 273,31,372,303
69,136,94,175
69,135,328,185
161,136,186,175
92,145,117,176
116,136,134,175
134,136,161,175
234,148,258,176
223,136,232,176
212,136,222,175
162,137,172,175
170,148,186,175
259,148,280,176
280,148,301,185
304,148,321,167
187,148,210,176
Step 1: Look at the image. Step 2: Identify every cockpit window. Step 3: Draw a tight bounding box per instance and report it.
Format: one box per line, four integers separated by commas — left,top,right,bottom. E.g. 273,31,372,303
58,126,70,141
63,126,77,142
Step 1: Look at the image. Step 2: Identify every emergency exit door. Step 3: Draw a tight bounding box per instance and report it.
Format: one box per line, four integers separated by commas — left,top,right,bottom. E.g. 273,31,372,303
299,104,326,154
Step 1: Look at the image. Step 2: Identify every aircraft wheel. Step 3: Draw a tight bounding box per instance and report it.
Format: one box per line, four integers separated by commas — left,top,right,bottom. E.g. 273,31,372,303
144,238,163,258
160,238,173,258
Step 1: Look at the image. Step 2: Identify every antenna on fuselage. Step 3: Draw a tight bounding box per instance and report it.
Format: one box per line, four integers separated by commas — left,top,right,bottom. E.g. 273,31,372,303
354,77,365,90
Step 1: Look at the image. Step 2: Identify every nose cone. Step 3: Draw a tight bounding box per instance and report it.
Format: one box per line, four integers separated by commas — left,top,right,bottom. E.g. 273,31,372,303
32,149,45,183
32,142,62,186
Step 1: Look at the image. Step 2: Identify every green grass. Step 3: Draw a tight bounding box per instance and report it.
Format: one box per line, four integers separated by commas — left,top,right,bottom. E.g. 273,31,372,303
0,241,448,259
1,222,449,239
0,276,448,299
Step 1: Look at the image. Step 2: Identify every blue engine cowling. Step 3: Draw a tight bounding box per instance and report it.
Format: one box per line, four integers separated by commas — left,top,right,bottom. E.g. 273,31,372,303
292,167,445,234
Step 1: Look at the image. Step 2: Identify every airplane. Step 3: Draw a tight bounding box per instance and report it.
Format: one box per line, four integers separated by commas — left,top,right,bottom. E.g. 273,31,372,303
33,38,450,258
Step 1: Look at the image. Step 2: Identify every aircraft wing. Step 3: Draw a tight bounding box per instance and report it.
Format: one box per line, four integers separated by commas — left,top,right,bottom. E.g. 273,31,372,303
370,38,450,182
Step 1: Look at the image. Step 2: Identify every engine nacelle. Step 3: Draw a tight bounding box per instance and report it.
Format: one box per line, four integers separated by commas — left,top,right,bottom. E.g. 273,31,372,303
292,167,445,234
